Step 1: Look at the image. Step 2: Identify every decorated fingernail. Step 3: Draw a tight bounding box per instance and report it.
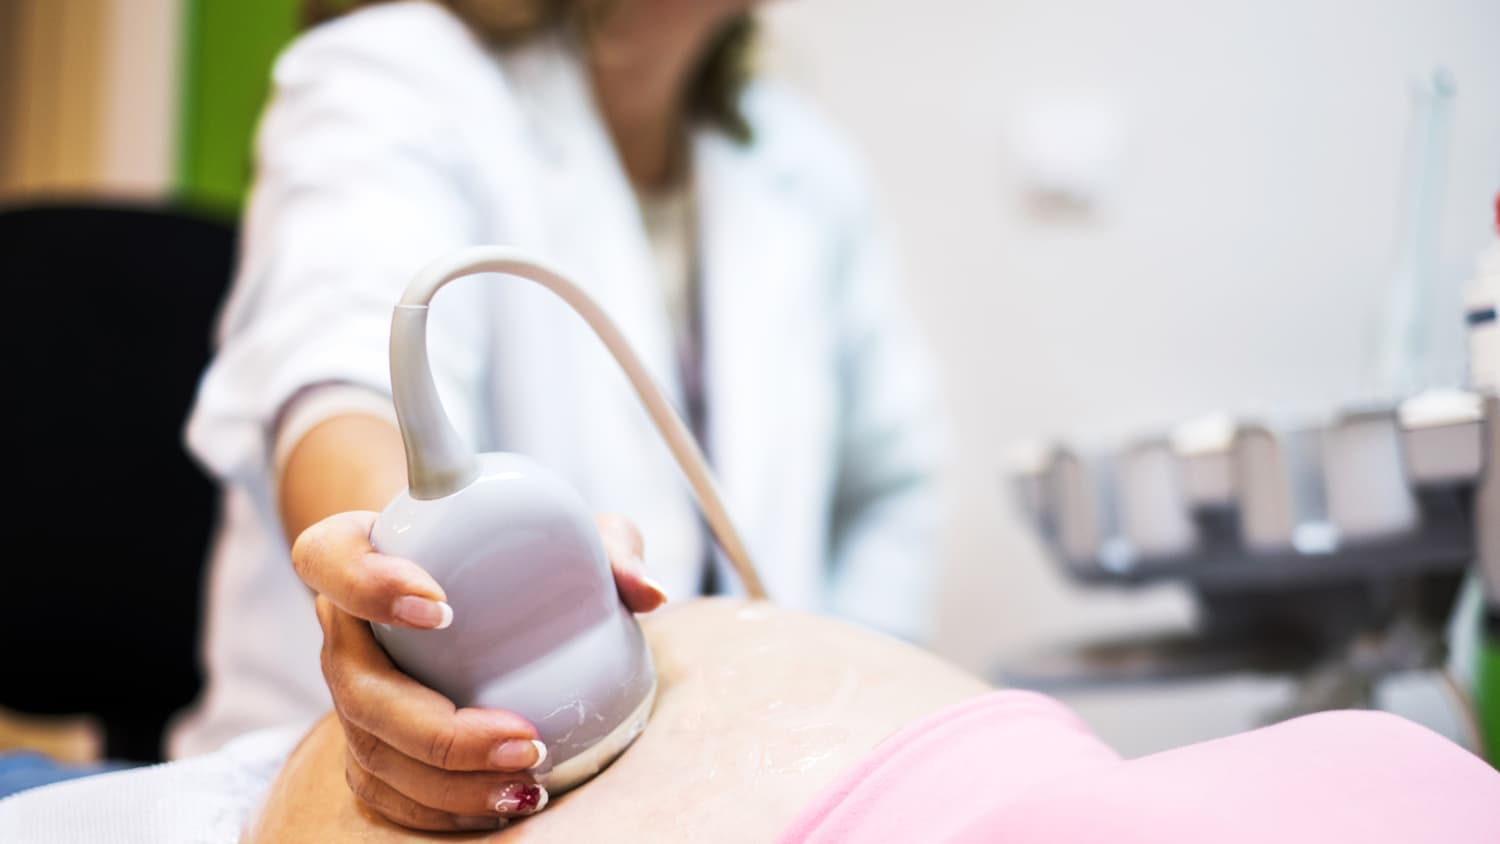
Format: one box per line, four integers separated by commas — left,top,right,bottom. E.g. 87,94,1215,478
493,781,548,815
491,738,545,770
392,596,453,629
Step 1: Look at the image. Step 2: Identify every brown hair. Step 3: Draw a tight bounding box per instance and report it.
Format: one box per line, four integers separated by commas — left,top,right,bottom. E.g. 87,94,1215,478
304,0,755,142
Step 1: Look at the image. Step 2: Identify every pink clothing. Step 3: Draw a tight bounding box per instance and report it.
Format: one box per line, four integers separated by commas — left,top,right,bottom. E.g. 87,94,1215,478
780,690,1500,843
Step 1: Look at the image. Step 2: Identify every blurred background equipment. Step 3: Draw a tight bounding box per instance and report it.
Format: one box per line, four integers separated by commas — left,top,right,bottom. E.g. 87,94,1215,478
1004,186,1500,763
1004,398,1482,733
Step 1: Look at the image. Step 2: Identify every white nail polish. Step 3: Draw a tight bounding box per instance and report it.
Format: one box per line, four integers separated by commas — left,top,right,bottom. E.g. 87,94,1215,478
642,576,669,601
435,601,454,630
530,739,548,768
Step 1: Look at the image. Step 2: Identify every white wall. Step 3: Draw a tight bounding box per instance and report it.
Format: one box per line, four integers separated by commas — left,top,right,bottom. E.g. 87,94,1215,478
0,0,179,200
763,0,1500,748
100,0,181,197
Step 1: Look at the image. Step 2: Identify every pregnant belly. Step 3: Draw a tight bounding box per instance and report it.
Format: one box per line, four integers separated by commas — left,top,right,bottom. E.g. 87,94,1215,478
246,598,988,844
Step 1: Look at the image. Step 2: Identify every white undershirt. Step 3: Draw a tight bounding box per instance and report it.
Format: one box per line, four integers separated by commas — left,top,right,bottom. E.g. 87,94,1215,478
636,178,696,353
271,179,699,479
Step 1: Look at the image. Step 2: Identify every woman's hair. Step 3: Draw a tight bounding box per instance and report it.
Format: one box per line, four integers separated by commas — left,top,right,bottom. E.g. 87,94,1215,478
304,0,755,142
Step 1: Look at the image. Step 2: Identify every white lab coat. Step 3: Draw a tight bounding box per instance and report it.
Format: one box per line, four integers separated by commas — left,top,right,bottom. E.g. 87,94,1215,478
172,2,943,758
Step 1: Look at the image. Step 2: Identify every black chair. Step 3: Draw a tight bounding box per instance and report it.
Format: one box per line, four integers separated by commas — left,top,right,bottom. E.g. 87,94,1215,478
0,203,236,762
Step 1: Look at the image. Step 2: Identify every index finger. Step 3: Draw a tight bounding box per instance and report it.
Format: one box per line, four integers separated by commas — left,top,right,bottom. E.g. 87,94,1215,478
293,510,451,627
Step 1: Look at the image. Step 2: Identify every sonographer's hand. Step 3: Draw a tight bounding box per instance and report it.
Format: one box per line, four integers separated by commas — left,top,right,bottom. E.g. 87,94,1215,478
291,510,667,831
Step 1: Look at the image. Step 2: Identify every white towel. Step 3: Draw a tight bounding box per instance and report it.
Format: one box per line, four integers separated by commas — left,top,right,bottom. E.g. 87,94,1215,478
0,723,306,843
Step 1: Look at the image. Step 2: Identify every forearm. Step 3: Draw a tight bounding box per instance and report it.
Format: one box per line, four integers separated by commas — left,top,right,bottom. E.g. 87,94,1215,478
278,413,409,543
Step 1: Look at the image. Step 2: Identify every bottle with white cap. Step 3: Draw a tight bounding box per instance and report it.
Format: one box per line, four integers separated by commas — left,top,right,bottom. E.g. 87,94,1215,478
1466,194,1500,392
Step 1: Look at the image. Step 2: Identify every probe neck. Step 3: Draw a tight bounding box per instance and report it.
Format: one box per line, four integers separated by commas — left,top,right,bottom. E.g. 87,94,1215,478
390,246,768,600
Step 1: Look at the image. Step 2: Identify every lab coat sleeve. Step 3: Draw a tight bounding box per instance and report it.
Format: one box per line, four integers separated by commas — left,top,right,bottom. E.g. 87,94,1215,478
826,204,947,644
186,22,490,490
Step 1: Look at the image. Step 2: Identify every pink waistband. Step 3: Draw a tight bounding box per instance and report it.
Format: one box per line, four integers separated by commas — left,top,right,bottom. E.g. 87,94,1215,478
779,691,1500,844
777,690,1120,844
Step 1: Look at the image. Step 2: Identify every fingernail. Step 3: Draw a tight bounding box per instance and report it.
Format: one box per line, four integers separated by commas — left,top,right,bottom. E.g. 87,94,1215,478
490,738,545,770
453,816,507,831
493,781,548,815
642,575,670,603
392,596,453,629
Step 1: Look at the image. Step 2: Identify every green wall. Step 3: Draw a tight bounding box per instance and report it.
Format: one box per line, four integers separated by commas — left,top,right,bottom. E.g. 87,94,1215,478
1482,632,1500,765
176,0,301,213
